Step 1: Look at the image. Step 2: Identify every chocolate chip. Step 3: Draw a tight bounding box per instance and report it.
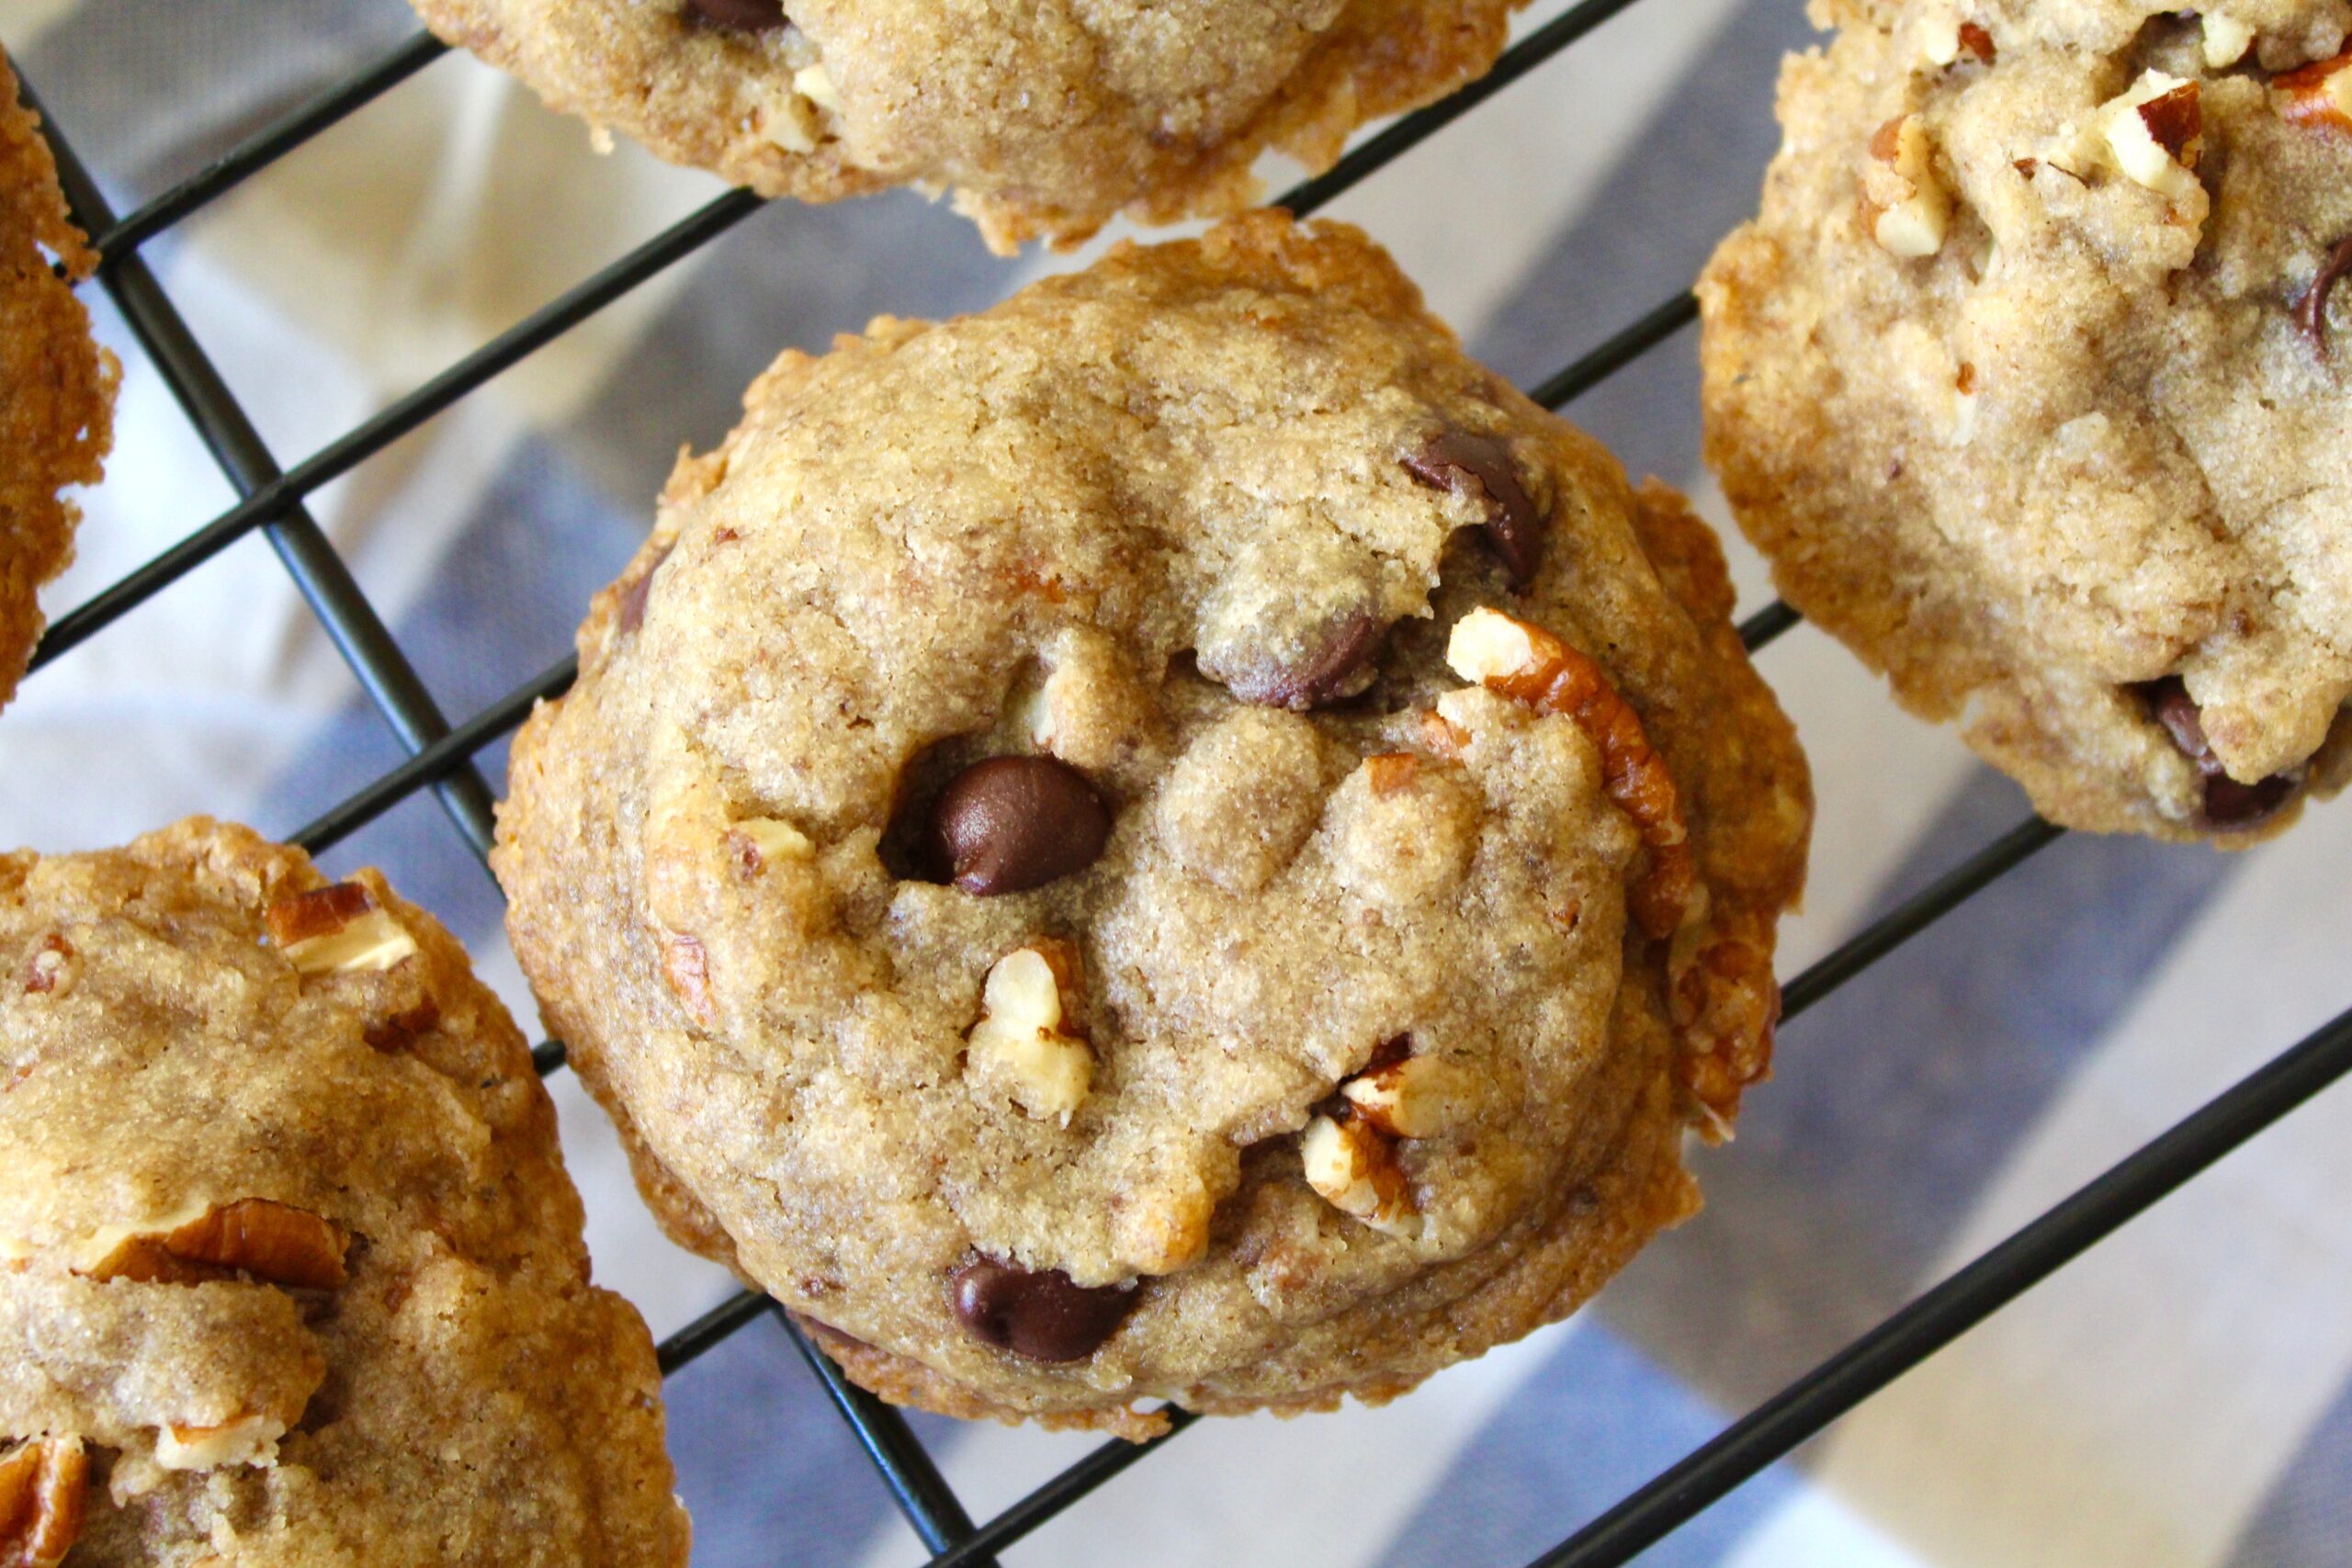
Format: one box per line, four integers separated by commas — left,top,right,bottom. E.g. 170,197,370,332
1403,432,1549,588
685,0,786,31
2139,676,2211,761
949,1258,1135,1361
2296,234,2352,359
1223,609,1388,711
933,756,1112,896
2132,676,2303,829
2201,771,2301,827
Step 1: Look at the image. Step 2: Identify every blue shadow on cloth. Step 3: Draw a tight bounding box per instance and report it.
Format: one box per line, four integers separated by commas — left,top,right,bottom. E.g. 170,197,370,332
1374,1321,1794,1568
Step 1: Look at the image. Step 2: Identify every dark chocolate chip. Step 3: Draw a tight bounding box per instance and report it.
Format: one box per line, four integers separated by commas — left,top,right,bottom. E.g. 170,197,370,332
2296,233,2352,359
1403,431,1549,588
933,756,1113,896
685,0,786,31
949,1258,1136,1361
2201,770,2301,828
2132,676,2303,829
1225,609,1388,711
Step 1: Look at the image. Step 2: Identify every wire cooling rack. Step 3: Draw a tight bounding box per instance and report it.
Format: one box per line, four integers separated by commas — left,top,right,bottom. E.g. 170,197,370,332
17,2,2352,1562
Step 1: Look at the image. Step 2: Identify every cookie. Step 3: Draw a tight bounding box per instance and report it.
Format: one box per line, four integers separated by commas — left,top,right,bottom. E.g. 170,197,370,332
0,47,118,712
493,213,1811,1437
1700,0,2352,841
0,819,689,1565
409,0,1527,252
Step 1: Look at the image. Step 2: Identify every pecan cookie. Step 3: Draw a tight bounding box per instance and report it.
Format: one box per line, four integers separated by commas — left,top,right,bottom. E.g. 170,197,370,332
409,0,1528,252
494,213,1812,1438
1700,0,2352,841
0,819,689,1565
0,47,117,712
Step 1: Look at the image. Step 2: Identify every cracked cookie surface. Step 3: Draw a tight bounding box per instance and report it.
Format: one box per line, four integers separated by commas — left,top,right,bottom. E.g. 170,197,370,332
409,0,1529,252
0,45,117,713
1701,0,2352,841
0,819,688,1566
494,214,1812,1437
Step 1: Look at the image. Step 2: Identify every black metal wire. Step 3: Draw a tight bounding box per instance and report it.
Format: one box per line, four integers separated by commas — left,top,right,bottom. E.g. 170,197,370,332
20,72,500,863
23,11,2351,1567
32,189,763,671
659,1289,772,1377
1781,816,2065,1021
1531,999,2352,1568
292,652,575,853
1738,598,1801,652
92,31,448,265
1529,290,1701,412
778,1304,1007,1567
923,1411,1203,1568
1279,0,1661,216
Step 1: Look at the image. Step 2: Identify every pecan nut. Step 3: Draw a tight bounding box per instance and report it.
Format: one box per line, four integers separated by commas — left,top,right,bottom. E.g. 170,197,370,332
0,1438,85,1568
85,1199,349,1291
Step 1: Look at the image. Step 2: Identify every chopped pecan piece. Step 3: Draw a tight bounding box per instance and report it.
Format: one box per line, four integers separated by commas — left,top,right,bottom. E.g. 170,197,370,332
0,1437,85,1568
2276,50,2352,131
1446,607,1696,938
1301,1112,1419,1238
19,936,75,998
967,939,1092,1123
662,935,717,1027
265,883,418,975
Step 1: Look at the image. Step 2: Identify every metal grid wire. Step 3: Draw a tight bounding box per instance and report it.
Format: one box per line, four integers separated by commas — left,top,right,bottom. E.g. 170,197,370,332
16,1,2352,1562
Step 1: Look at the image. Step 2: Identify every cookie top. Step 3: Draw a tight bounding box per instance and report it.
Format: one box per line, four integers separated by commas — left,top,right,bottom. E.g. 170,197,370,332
1700,0,2352,840
0,47,117,711
494,214,1810,1435
410,0,1523,252
0,819,688,1566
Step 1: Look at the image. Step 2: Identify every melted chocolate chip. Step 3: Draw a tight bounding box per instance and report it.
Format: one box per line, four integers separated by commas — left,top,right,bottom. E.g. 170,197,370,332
685,0,786,30
2132,676,2303,830
933,756,1112,896
949,1259,1135,1361
2201,771,2301,827
2140,675,2211,761
2296,234,2352,359
1403,432,1550,588
1225,609,1388,711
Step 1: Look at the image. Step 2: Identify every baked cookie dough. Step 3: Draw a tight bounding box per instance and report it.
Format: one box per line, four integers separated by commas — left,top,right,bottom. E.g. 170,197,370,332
494,213,1811,1437
0,819,688,1565
409,0,1529,252
0,47,117,712
1700,0,2352,841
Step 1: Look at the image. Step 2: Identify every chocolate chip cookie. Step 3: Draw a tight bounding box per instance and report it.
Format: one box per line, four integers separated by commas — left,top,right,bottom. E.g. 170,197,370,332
0,47,117,712
0,819,689,1564
1701,1,2352,841
495,213,1811,1437
409,0,1528,252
